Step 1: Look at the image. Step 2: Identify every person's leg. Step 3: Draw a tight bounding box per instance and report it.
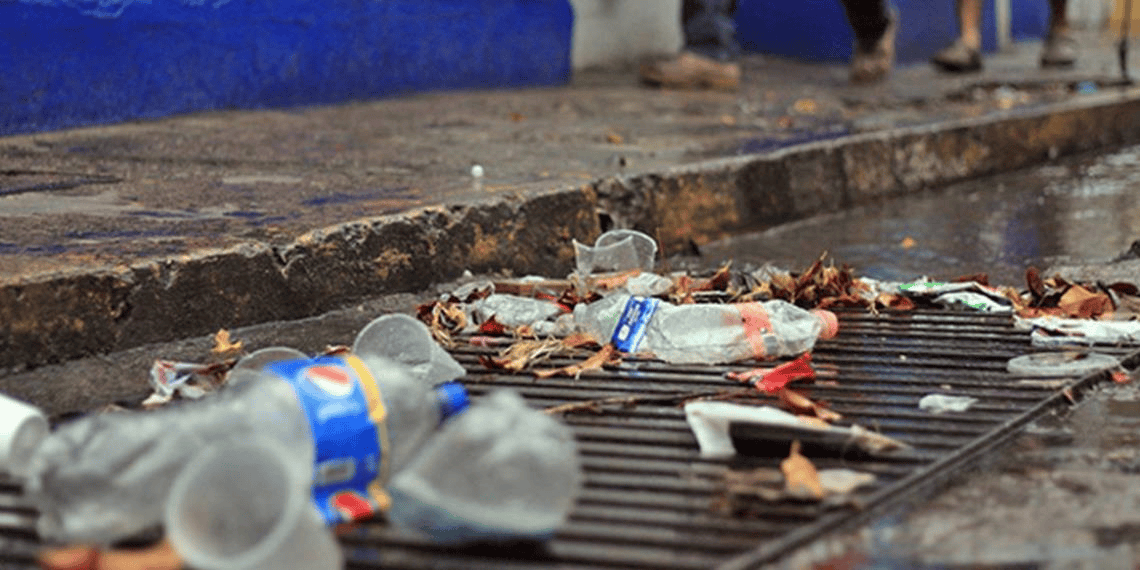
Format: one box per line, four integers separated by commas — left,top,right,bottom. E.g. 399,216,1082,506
682,0,740,61
931,0,983,72
839,0,897,83
640,0,741,90
1040,0,1077,67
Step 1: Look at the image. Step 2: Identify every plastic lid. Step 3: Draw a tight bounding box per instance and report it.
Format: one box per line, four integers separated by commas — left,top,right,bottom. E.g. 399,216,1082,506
811,310,840,339
434,382,471,420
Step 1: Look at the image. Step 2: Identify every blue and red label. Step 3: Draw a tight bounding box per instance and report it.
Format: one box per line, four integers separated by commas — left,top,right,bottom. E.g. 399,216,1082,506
612,296,660,353
266,355,390,526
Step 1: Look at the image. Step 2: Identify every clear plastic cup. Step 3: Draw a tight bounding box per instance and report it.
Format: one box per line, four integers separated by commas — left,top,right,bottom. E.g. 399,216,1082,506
0,392,48,478
353,313,465,384
573,229,657,275
164,440,342,570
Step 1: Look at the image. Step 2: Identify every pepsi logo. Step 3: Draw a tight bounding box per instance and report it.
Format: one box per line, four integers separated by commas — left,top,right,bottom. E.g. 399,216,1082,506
305,364,355,397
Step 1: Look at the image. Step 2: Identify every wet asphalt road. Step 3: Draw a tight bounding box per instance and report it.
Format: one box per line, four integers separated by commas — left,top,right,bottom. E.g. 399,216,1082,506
694,143,1140,288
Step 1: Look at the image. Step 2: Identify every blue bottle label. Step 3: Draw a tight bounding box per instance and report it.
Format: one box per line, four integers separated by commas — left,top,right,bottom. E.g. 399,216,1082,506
266,355,391,526
612,296,660,353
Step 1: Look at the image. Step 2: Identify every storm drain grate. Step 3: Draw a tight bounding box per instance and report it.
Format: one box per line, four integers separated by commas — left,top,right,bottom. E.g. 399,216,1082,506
1,309,1139,569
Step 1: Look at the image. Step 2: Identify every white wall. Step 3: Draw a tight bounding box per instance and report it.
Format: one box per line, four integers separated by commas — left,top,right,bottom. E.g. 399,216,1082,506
569,0,682,69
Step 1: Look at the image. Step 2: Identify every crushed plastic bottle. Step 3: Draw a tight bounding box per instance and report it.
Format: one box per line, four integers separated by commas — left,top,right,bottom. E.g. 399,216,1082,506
25,316,470,544
574,295,839,364
388,389,581,544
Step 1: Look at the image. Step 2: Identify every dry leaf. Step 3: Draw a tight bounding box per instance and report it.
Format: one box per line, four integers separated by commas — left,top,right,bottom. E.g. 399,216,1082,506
781,441,824,500
211,329,242,356
1058,285,1113,318
534,344,620,379
777,388,842,422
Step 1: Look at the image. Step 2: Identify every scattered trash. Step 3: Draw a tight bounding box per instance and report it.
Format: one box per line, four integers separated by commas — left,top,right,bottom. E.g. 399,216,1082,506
891,278,1013,313
25,313,579,548
575,295,838,364
165,439,342,570
918,393,979,414
1016,316,1140,347
144,360,233,406
1006,351,1120,378
682,402,909,459
470,164,484,178
573,229,657,276
900,236,917,249
0,392,48,479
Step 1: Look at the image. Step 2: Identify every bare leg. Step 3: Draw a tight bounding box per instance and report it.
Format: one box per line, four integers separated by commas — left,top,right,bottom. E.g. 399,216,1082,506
958,0,983,51
931,0,984,72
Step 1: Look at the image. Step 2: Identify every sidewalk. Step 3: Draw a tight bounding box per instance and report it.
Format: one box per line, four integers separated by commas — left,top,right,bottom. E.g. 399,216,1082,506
4,32,1140,370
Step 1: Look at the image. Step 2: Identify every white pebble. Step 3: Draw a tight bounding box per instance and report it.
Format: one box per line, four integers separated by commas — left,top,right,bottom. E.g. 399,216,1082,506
471,164,484,178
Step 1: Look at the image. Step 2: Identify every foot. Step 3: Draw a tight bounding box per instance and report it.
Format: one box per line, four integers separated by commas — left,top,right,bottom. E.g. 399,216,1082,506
1040,30,1077,68
850,11,897,84
639,51,741,91
931,40,983,73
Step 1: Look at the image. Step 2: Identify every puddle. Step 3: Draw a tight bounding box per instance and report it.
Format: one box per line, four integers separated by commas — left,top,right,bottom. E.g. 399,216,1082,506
697,146,1140,287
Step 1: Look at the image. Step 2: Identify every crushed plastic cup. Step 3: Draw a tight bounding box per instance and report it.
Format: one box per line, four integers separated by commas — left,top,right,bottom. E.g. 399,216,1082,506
228,347,310,386
352,313,465,384
1006,352,1119,378
573,229,657,275
0,392,48,479
165,440,342,570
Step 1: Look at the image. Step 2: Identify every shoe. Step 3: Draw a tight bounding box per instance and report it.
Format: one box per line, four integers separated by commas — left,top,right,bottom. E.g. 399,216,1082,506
639,52,741,91
931,40,983,73
850,10,897,84
1040,30,1077,68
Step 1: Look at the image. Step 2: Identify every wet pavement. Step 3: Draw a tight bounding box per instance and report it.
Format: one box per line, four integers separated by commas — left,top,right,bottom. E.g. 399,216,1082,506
0,32,1132,277
10,31,1140,370
693,143,1140,287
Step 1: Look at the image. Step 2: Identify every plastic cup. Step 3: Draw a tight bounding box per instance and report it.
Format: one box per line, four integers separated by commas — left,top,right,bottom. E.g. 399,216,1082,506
165,440,342,570
0,392,48,478
353,313,464,383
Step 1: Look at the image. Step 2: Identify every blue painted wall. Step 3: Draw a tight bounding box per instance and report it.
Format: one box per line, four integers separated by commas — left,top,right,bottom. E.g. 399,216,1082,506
0,0,574,135
735,0,1049,64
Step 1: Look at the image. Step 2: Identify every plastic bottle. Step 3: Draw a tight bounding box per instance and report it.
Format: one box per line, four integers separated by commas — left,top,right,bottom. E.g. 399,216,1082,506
25,317,470,545
388,389,581,544
574,295,839,364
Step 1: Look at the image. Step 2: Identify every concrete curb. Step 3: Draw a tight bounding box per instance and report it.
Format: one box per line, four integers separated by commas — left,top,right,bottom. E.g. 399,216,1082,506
5,91,1140,371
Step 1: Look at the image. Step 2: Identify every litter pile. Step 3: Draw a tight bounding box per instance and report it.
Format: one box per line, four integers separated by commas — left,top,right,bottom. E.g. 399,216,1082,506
4,230,1138,569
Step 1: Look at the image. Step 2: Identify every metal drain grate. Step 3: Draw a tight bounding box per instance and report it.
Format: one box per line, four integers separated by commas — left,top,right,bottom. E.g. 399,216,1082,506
2,309,1138,569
